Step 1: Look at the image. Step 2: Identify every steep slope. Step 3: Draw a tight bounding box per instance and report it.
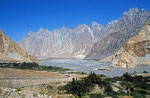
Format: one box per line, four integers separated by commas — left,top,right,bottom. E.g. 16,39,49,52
86,8,150,60
111,19,150,68
0,28,36,62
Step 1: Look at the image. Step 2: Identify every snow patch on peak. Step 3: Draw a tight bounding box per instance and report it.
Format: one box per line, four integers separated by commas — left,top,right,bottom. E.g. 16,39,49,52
88,27,94,37
74,55,86,59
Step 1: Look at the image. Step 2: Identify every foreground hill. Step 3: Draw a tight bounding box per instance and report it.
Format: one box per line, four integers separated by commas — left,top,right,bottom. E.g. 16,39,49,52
0,28,36,62
86,8,150,60
111,19,150,68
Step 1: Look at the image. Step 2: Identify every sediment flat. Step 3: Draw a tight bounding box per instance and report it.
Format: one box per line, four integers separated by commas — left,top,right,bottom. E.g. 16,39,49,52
0,68,87,88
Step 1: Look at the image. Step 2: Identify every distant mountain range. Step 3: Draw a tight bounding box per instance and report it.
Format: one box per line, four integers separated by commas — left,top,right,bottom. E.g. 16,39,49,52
18,8,150,67
18,20,105,58
19,8,149,58
0,29,36,62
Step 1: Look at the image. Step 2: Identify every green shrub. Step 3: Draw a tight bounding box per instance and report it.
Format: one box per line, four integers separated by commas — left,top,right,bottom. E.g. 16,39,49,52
143,71,148,73
89,93,103,98
131,92,146,98
39,89,45,95
33,93,38,97
63,72,110,97
16,88,22,92
47,85,53,90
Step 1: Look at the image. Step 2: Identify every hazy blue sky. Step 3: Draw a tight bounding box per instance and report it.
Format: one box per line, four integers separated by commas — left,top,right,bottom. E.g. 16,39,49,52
0,0,150,42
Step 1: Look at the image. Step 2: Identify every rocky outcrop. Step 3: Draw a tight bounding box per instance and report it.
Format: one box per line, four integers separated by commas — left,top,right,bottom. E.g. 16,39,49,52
0,28,36,62
86,8,150,60
111,19,150,68
111,48,135,68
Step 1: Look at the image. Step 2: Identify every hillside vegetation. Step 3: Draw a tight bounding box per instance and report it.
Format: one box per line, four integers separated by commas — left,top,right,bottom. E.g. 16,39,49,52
60,72,150,98
0,62,71,73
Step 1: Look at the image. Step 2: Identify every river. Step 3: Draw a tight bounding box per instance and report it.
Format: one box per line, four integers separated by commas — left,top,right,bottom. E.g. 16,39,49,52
39,59,150,77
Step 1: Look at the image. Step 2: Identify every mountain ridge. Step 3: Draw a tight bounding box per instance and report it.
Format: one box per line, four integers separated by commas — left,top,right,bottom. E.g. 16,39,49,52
19,8,150,59
19,20,106,58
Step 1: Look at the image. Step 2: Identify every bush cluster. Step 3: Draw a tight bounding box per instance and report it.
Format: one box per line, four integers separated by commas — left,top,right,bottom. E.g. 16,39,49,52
0,62,70,72
61,72,150,98
61,72,113,97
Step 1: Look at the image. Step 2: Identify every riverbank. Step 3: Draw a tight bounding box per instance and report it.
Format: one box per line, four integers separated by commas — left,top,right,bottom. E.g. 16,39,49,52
39,59,150,77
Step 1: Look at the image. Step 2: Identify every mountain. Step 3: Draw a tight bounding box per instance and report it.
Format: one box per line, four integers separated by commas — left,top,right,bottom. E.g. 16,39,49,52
0,28,36,62
111,19,150,68
19,22,106,58
19,8,150,59
18,15,124,58
85,8,150,60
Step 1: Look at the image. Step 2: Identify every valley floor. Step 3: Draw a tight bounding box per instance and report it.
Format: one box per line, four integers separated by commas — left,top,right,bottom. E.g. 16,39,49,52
0,68,87,98
0,63,150,98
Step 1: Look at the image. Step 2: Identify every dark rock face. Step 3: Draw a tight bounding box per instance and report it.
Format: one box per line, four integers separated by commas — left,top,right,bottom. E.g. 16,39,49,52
86,8,150,60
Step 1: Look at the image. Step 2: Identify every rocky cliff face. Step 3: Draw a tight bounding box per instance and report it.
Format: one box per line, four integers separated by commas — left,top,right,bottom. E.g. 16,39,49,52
86,8,150,60
111,19,150,68
0,28,36,62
